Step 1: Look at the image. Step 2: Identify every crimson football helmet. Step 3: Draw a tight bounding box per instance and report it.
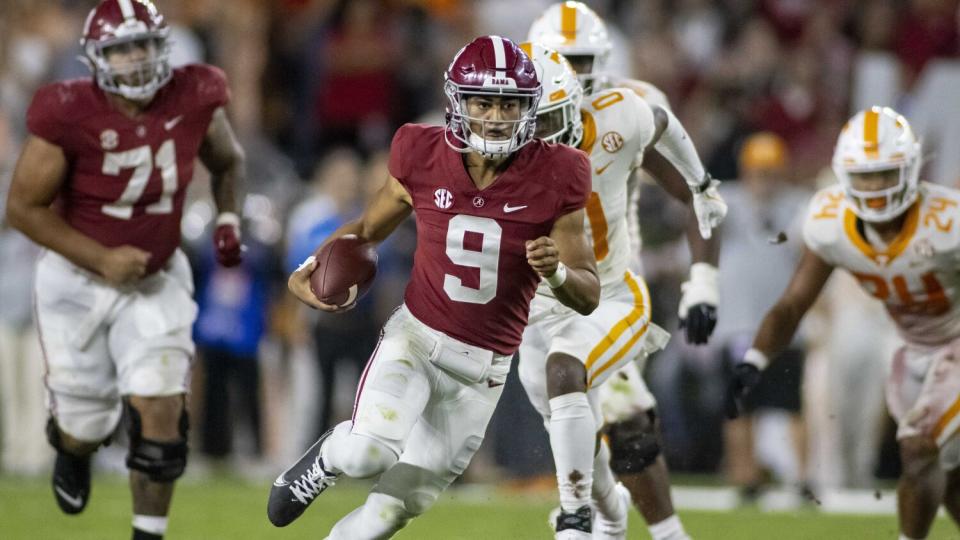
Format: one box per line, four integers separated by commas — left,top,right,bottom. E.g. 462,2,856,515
81,0,172,101
444,35,542,157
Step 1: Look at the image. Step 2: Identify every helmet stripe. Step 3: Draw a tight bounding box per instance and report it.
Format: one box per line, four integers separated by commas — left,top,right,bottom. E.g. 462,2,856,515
490,35,507,71
561,3,577,42
519,42,533,58
118,0,136,20
863,109,879,159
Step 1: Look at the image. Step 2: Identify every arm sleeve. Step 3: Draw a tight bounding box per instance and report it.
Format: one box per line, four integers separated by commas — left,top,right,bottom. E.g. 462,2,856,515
559,149,592,215
26,85,65,145
387,124,413,187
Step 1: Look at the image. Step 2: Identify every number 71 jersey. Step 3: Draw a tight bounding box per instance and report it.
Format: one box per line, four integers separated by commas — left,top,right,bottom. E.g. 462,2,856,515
26,64,229,274
803,182,960,346
389,124,591,355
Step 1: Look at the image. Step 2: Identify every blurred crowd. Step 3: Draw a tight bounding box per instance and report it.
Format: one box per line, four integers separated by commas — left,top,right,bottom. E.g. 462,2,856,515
2,0,960,502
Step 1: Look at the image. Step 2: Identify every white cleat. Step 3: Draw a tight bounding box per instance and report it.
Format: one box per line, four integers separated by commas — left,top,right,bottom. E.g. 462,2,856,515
593,483,630,540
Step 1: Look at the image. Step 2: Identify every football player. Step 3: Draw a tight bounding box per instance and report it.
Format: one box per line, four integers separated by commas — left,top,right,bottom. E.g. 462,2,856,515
268,36,601,539
5,1,244,539
528,3,724,538
728,107,960,540
518,41,718,540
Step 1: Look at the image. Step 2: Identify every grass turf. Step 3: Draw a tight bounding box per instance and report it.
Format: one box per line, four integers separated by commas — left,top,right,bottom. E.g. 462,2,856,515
2,475,956,539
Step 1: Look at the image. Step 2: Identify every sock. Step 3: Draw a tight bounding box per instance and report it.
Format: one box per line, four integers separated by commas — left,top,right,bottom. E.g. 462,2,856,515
899,535,924,540
327,492,412,539
132,515,167,540
549,392,595,513
649,514,689,540
592,440,625,523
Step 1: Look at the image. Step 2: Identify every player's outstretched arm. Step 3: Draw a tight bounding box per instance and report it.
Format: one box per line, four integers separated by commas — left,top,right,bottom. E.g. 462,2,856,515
726,247,834,417
642,145,721,344
287,175,412,311
199,107,245,215
527,208,600,315
6,135,150,285
647,104,727,240
199,107,246,267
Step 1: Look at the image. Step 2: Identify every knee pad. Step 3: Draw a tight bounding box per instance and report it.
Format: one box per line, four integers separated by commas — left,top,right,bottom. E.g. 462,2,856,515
46,416,112,451
606,410,661,475
373,462,448,516
333,433,398,479
124,399,189,482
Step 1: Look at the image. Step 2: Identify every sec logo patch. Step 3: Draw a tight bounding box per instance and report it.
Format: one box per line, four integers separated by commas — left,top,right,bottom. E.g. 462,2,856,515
601,132,623,153
434,188,453,209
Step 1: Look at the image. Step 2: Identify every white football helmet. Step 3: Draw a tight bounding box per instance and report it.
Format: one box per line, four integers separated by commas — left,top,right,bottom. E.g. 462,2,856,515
520,42,583,147
832,106,922,223
527,2,612,92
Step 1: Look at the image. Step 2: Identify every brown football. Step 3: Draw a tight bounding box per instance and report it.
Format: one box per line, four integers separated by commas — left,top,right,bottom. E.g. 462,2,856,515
309,235,378,307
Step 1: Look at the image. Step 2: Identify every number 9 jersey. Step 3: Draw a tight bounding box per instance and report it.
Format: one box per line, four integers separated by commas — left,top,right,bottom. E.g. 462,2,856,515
804,182,960,346
25,64,229,275
389,123,591,356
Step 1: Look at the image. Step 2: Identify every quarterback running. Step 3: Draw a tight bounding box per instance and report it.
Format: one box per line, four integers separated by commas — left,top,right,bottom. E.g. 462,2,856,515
268,35,600,539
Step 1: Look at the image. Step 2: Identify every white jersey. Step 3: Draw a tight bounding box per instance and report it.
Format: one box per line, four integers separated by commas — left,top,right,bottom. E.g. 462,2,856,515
537,86,656,296
804,182,960,346
604,77,672,267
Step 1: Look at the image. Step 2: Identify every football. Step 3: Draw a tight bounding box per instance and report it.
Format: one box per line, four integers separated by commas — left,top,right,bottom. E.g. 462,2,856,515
309,235,378,307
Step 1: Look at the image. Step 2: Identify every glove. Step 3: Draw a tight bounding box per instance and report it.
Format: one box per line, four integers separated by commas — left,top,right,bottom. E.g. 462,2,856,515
213,212,243,267
692,179,727,239
725,363,762,419
678,263,718,345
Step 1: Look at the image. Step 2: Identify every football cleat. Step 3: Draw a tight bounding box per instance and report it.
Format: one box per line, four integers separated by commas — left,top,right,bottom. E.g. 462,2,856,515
555,504,593,539
52,451,91,515
592,483,630,540
267,429,338,527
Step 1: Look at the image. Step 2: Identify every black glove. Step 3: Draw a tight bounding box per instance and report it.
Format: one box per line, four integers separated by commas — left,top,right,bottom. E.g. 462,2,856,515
725,363,762,419
680,303,717,345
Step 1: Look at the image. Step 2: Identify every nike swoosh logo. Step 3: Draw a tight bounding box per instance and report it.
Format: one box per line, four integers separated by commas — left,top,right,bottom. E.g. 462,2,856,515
164,115,184,130
503,204,528,213
595,161,613,175
273,473,289,487
54,486,85,508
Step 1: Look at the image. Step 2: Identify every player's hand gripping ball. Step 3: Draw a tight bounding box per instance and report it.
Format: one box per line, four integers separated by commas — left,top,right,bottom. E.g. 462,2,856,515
309,235,378,308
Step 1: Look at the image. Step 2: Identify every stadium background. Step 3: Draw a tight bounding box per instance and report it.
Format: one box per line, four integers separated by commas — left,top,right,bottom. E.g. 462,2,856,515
2,0,960,538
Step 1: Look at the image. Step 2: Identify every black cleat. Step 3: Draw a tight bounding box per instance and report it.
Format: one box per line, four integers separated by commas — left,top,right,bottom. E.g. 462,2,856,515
554,504,592,538
267,430,338,527
52,451,91,515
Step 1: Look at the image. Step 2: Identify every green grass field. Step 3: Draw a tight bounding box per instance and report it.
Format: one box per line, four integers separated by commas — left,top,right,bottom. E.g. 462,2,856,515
2,475,957,539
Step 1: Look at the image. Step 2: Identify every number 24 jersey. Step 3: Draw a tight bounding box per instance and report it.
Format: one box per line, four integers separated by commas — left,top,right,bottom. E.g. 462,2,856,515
804,182,960,346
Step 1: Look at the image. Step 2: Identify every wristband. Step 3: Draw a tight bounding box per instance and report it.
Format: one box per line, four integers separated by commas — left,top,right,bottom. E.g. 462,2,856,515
296,255,316,273
692,174,713,194
743,348,769,371
216,212,241,227
545,262,568,288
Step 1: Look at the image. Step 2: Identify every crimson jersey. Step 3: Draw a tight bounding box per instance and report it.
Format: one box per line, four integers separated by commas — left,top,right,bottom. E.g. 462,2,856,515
26,64,229,274
389,124,591,355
